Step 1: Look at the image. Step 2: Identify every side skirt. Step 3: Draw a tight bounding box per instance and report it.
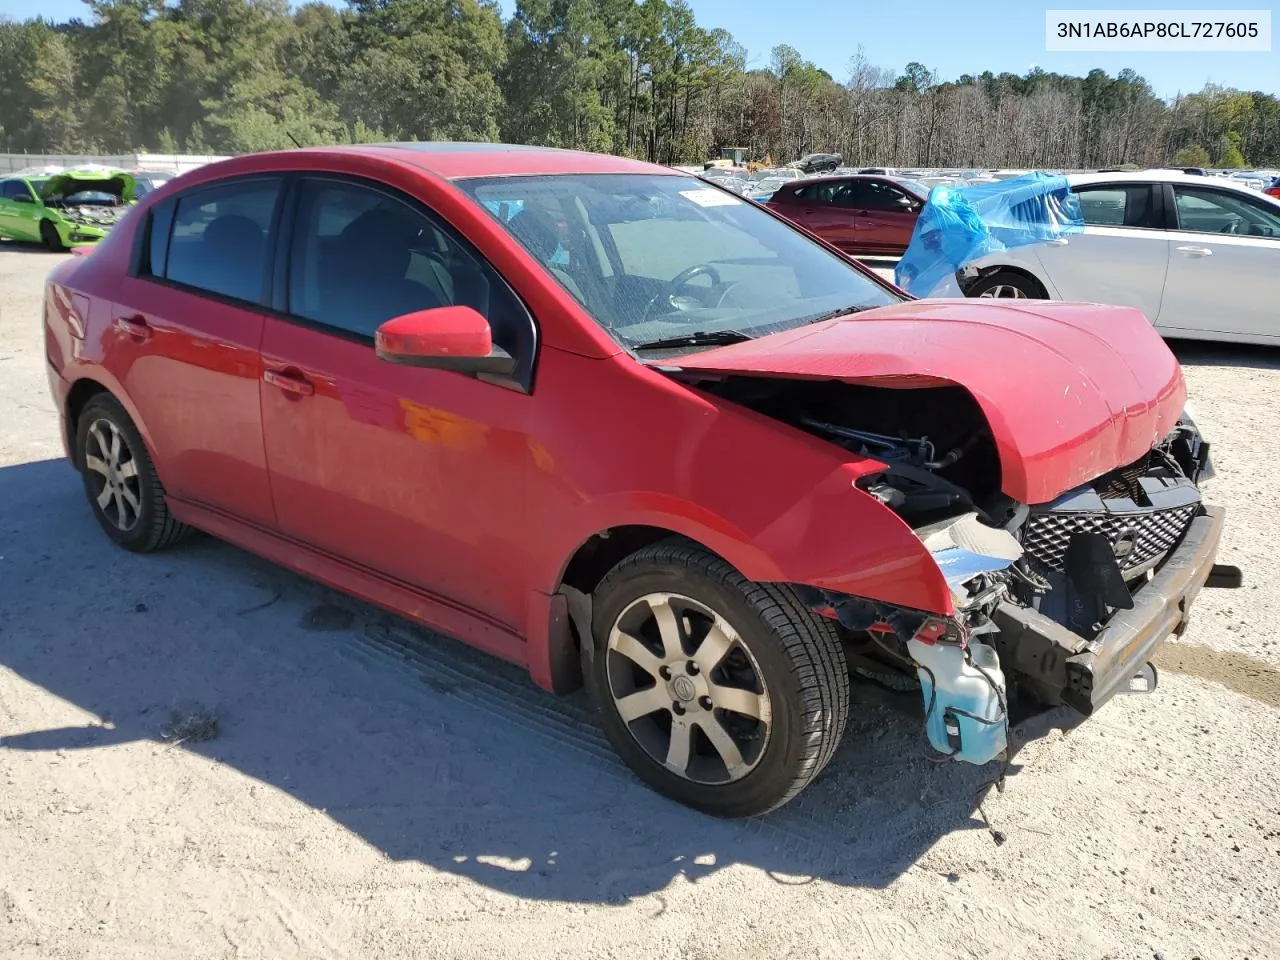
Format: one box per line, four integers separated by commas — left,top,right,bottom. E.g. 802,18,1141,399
168,497,529,670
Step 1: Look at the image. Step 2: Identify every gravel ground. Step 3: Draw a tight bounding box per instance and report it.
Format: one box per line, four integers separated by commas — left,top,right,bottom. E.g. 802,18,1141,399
1,243,1278,960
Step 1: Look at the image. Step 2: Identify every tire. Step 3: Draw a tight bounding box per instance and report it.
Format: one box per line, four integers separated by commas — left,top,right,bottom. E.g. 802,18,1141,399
40,220,66,252
75,394,194,552
587,539,849,818
966,270,1044,300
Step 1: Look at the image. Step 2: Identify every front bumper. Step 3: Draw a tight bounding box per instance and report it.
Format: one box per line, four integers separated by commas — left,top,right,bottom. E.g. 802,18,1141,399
994,504,1225,715
53,220,110,246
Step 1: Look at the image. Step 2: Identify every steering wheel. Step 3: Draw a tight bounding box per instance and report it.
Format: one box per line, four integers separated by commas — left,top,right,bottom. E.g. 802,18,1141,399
642,263,726,321
1219,220,1242,235
669,264,722,290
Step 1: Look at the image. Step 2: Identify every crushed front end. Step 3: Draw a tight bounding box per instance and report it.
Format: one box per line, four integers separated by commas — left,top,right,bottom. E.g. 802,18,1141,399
799,412,1235,766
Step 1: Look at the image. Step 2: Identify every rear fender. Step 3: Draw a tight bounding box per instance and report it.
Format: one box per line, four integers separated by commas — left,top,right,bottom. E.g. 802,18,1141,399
58,364,162,474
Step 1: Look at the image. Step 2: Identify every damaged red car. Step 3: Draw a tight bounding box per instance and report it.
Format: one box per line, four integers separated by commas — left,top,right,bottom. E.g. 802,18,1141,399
44,143,1236,817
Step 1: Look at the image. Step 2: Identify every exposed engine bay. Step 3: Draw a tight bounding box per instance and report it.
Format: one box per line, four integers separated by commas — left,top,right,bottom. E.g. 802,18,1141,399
46,196,129,227
687,373,1233,768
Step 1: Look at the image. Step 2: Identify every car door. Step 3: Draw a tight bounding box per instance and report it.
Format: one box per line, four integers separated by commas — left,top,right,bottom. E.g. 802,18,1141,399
1156,184,1280,342
0,179,42,242
849,179,921,253
1033,182,1171,324
107,175,282,527
258,175,536,630
776,181,840,239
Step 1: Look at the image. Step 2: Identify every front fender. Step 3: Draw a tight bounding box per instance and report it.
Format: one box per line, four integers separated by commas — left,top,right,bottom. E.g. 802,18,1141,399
544,468,953,617
528,348,956,618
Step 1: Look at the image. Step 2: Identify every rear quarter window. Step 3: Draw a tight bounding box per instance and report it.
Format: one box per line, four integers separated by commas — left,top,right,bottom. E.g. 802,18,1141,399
154,178,282,304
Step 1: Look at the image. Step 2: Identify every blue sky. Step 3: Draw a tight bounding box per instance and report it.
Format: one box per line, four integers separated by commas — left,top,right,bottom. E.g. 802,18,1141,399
2,0,1276,98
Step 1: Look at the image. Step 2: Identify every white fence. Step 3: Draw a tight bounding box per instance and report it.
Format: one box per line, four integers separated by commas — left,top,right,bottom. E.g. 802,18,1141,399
0,153,230,176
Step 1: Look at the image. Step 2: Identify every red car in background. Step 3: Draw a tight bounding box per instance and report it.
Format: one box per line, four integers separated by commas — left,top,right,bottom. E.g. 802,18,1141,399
43,143,1229,818
766,174,926,255
1266,177,1280,200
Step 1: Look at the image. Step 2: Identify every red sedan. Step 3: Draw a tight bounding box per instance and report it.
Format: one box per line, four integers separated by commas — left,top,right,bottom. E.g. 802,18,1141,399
44,143,1227,816
765,174,927,255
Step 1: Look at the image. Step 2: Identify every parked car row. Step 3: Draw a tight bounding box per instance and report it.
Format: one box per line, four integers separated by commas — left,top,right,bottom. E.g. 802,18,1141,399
0,164,178,250
41,141,1234,819
952,170,1280,346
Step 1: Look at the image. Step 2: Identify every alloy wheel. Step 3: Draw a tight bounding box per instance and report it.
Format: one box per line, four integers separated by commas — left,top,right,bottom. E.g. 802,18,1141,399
83,417,142,532
605,592,773,785
979,284,1028,299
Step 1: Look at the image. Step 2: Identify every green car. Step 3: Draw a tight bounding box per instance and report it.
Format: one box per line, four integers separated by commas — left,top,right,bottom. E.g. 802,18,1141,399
0,169,137,251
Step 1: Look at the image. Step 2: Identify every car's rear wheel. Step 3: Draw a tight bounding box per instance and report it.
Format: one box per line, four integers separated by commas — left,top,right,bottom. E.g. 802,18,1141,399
968,270,1044,299
40,220,65,252
75,394,194,552
587,540,849,817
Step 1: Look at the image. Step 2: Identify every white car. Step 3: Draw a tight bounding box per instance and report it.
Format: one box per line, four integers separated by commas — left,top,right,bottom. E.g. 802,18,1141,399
958,171,1280,346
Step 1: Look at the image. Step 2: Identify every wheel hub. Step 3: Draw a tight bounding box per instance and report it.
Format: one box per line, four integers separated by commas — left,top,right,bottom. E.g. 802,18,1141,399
669,674,697,703
605,592,773,785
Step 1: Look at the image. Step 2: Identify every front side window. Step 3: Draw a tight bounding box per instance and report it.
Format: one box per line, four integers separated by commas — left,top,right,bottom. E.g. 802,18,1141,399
287,178,529,353
858,180,916,212
457,173,900,352
1172,186,1280,238
0,180,32,201
161,178,282,304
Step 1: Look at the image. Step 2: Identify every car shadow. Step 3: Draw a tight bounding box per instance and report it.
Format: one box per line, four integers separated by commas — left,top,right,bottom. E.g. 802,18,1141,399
1169,338,1280,371
1,457,1060,903
0,239,66,255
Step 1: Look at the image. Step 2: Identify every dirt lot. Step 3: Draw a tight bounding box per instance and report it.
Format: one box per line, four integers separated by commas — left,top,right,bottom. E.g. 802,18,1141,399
2,244,1278,960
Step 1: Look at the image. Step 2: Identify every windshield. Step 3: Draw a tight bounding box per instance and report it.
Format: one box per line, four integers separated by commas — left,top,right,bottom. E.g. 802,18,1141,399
134,177,169,196
457,173,899,351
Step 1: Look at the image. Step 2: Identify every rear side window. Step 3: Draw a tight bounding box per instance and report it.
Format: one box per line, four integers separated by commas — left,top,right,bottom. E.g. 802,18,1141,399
791,181,845,205
154,178,281,304
1072,184,1155,228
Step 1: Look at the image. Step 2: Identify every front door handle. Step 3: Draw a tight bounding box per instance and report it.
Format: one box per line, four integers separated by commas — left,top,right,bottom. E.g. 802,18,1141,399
1176,245,1213,257
1044,237,1069,246
114,315,153,341
263,368,314,396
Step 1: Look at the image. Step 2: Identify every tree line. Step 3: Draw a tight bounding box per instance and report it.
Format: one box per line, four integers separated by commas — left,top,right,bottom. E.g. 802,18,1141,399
1,0,1277,170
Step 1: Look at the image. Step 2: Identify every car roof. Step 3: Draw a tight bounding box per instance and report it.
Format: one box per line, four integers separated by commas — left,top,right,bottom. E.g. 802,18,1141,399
785,173,899,186
255,142,671,180
1066,170,1265,196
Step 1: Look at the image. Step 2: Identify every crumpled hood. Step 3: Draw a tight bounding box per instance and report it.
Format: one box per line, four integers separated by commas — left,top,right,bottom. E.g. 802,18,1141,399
40,170,135,202
665,298,1187,505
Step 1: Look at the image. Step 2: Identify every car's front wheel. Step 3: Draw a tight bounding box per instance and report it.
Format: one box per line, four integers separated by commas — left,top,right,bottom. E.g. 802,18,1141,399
588,540,849,817
75,394,194,552
40,220,65,252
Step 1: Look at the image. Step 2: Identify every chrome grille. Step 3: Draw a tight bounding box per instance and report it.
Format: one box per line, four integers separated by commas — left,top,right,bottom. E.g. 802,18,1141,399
1022,504,1198,574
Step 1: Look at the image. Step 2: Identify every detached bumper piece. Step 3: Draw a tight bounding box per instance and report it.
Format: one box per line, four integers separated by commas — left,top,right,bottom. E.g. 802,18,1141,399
994,505,1226,716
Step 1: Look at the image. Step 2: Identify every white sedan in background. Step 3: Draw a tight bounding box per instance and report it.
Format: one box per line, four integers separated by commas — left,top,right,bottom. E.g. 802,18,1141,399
960,171,1280,345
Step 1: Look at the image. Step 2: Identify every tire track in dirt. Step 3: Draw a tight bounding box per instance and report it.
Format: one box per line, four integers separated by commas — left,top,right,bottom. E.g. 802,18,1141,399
343,610,855,868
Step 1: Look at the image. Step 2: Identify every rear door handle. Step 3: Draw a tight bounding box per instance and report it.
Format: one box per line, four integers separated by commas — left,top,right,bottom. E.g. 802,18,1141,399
1176,245,1213,257
114,315,153,341
263,368,314,396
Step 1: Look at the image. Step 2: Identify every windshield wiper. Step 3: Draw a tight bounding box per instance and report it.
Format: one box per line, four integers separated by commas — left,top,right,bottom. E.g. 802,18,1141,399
631,329,754,352
801,304,875,325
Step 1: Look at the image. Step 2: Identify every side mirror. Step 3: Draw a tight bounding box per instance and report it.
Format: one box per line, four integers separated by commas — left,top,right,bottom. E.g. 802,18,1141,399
374,305,514,375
